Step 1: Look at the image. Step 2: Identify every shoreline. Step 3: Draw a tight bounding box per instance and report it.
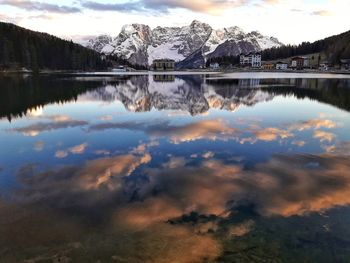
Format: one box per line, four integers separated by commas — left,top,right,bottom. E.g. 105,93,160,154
1,68,349,76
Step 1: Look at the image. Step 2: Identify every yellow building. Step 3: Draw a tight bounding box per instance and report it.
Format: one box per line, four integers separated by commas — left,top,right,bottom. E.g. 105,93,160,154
262,63,275,70
152,59,175,71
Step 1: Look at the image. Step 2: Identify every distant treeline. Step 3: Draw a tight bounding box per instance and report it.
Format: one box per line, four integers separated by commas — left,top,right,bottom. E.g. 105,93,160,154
107,54,149,70
262,30,350,63
0,22,108,71
205,55,240,67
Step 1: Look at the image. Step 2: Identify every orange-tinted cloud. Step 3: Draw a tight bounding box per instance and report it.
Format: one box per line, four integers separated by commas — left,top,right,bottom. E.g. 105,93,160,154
254,127,293,142
313,130,336,142
150,119,239,144
55,143,88,158
312,10,333,16
288,119,337,131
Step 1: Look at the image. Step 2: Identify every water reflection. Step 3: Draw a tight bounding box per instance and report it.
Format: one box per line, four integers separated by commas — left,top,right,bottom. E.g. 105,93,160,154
1,73,350,262
153,74,175,82
10,115,88,137
2,141,350,262
1,74,350,120
0,75,106,120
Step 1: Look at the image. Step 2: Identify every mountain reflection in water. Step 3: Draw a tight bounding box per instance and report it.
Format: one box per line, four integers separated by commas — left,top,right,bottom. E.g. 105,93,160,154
1,74,350,120
0,73,350,262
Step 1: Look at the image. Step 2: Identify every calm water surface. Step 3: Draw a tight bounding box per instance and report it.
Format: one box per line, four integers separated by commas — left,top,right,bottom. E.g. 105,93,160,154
1,73,350,262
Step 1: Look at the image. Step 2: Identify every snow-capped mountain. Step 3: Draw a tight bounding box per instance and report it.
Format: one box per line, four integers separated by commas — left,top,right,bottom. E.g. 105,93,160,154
84,20,282,68
86,35,113,53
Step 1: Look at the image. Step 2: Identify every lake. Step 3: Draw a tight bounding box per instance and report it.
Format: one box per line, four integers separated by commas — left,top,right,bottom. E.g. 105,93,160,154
1,72,350,262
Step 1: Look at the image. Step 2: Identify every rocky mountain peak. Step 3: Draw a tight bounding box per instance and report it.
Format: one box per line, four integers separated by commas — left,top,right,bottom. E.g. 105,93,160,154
120,23,152,41
84,21,283,68
190,20,211,30
86,34,113,53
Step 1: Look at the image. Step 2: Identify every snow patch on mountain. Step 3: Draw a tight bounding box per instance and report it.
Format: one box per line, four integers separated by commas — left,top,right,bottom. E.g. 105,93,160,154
147,42,186,65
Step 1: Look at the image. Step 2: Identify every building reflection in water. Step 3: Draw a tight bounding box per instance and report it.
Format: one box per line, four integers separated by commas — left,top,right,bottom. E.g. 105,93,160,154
153,74,175,82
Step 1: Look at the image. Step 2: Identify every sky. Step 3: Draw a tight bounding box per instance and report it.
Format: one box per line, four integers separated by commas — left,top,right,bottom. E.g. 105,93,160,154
0,0,349,45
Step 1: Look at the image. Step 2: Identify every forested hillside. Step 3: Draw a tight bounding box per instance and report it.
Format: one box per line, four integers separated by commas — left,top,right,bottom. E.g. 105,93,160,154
0,22,108,71
262,30,350,63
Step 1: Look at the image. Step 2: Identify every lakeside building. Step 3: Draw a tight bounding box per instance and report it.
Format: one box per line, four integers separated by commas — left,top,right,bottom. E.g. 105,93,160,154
319,61,331,71
152,59,175,71
340,59,350,70
240,52,262,68
290,57,309,70
276,62,288,70
209,63,220,70
261,62,275,70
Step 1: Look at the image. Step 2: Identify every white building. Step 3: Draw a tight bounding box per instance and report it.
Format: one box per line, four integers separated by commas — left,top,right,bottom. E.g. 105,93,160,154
303,57,310,68
276,62,288,70
209,63,220,69
290,57,309,70
240,52,261,68
319,62,329,71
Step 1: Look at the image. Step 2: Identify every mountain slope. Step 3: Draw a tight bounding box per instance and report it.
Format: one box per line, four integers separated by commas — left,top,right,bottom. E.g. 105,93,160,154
0,22,107,71
85,20,282,68
262,30,350,63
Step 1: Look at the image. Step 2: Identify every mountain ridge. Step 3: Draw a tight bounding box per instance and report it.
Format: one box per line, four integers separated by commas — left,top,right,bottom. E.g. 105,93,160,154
261,29,350,64
84,20,283,68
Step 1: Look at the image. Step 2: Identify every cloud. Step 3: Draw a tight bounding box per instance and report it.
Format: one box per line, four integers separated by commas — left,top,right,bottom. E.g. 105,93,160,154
33,141,44,151
150,119,239,144
324,142,350,156
9,115,88,136
311,10,333,16
0,0,81,13
290,8,302,12
81,1,142,12
288,119,337,131
313,130,336,143
292,140,306,147
202,151,215,159
10,144,220,262
163,157,187,169
0,13,20,23
88,117,339,146
55,150,68,159
69,143,88,154
55,143,88,158
99,115,113,121
89,119,239,144
253,127,293,142
249,154,350,216
17,153,152,206
82,0,250,15
261,0,280,4
14,144,350,218
141,153,350,218
6,140,350,263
